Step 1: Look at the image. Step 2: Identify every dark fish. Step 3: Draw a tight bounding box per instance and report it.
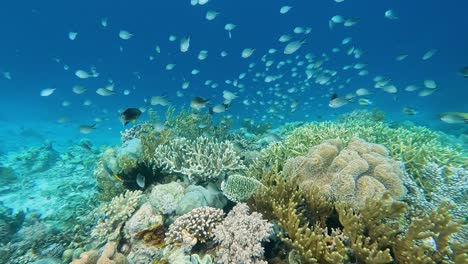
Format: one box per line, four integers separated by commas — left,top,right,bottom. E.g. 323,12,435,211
329,93,351,108
79,124,96,134
190,97,210,110
120,108,142,126
80,141,93,152
460,66,468,78
402,107,418,115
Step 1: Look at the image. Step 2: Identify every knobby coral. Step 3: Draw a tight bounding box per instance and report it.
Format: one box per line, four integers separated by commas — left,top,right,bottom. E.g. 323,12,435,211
153,136,245,183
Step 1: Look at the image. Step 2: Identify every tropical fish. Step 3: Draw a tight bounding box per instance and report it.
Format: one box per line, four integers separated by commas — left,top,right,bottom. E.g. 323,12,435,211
329,93,351,108
205,10,220,21
136,173,145,188
151,96,170,106
72,86,87,94
241,48,255,58
79,124,96,134
190,96,210,110
119,108,142,126
40,88,56,97
119,30,133,40
180,36,190,52
385,9,399,19
280,6,292,14
284,39,306,55
224,23,236,38
439,112,468,124
422,49,437,60
402,107,418,115
459,66,468,78
68,32,78,40
96,87,115,96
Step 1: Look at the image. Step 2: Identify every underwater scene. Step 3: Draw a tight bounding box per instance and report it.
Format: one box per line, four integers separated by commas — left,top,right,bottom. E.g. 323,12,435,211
0,0,467,263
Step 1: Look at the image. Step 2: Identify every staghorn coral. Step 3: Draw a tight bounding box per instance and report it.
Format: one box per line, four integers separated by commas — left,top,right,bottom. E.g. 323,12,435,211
153,136,246,184
165,207,224,248
91,190,142,241
221,174,262,203
283,137,406,208
213,203,273,264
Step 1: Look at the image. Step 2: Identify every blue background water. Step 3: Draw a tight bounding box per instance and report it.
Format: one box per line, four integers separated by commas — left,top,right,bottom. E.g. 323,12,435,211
0,0,467,151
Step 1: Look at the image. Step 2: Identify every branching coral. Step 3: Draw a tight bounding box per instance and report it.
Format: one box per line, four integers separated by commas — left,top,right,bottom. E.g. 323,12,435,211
213,203,273,264
249,170,467,264
282,138,407,208
165,207,224,248
153,136,246,183
91,190,143,241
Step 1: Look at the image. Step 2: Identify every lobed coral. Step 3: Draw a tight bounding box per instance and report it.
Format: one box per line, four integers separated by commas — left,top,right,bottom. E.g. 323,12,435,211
282,138,407,208
165,207,224,248
153,136,246,184
213,203,273,264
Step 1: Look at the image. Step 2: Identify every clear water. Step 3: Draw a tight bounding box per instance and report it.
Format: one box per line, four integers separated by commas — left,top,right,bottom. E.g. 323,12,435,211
0,1,466,263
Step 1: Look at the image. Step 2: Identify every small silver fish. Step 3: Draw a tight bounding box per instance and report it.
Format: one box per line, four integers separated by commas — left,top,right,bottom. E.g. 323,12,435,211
136,173,145,188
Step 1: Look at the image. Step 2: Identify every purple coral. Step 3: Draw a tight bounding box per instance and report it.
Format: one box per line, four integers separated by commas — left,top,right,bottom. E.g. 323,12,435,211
213,203,273,264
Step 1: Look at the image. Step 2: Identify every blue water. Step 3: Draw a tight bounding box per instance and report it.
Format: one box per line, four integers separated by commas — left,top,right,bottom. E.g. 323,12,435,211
0,0,466,149
0,1,467,263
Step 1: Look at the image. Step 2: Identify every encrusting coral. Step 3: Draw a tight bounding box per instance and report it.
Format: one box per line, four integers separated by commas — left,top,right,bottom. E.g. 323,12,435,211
282,137,407,208
213,203,273,264
153,136,245,184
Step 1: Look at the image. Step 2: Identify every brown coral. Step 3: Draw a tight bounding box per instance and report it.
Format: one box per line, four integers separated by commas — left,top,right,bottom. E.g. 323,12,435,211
283,137,407,208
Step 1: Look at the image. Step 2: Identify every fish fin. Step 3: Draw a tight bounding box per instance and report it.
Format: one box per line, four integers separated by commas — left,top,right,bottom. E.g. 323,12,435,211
113,174,123,182
331,93,338,100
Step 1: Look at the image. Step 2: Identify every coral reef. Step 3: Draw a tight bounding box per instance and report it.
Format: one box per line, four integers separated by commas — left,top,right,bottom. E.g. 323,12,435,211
92,190,143,242
153,136,245,184
283,137,407,208
221,174,262,203
9,142,59,173
213,203,273,264
248,110,466,187
166,207,224,249
249,170,468,264
0,202,25,244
